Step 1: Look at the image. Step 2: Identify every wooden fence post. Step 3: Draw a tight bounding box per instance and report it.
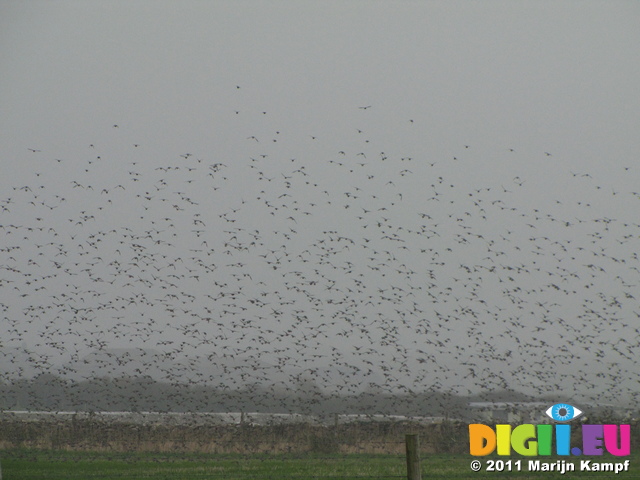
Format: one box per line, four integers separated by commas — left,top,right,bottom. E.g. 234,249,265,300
406,433,421,480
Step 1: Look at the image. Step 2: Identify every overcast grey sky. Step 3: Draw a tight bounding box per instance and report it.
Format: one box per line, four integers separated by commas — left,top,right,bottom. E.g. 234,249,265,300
1,1,639,406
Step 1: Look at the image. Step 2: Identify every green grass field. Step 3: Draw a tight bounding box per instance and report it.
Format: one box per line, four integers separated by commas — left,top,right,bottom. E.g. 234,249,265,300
1,449,638,479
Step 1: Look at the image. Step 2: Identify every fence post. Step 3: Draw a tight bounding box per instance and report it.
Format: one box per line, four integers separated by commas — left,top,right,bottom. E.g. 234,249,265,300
406,433,421,480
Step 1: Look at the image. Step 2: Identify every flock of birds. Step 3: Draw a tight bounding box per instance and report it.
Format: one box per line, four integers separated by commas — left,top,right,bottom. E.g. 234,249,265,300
1,93,639,415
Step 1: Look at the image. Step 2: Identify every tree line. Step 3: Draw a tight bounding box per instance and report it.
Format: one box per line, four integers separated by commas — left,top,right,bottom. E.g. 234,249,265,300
0,373,538,418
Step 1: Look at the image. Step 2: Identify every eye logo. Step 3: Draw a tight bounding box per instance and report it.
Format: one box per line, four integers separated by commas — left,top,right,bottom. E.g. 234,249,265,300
545,403,583,422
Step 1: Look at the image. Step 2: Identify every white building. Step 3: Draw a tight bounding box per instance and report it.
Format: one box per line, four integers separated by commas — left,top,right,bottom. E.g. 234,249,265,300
468,402,550,423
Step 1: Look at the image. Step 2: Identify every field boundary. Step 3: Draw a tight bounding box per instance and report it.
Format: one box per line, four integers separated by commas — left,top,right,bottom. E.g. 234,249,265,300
0,417,467,454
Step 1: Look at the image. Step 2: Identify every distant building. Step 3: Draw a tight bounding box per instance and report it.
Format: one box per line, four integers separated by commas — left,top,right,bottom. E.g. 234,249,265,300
468,402,550,423
468,401,635,424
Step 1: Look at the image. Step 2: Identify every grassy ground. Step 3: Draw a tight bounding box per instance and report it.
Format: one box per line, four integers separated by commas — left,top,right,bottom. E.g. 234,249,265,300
1,449,638,479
